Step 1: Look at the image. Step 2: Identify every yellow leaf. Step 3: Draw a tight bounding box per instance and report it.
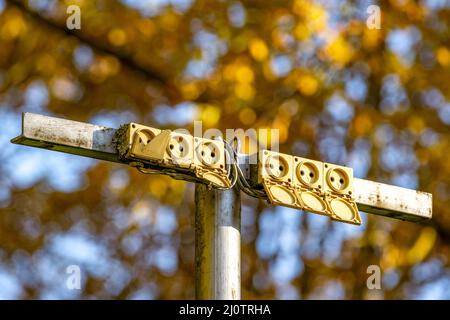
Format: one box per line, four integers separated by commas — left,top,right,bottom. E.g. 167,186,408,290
36,54,56,75
149,178,168,199
408,116,425,134
223,64,236,81
234,83,255,101
293,0,328,32
324,36,355,66
249,38,269,61
64,0,85,5
293,0,307,16
353,113,373,136
201,104,221,127
307,4,328,32
160,12,179,31
236,66,254,83
297,74,319,96
363,29,381,50
262,61,277,81
381,244,402,268
1,14,27,40
294,23,310,40
181,82,201,100
436,47,450,67
407,227,437,265
239,108,257,125
137,19,156,38
104,56,121,76
272,113,291,143
108,28,127,46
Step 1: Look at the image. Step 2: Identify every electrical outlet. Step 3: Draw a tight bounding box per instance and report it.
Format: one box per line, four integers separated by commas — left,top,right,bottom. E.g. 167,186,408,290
259,150,293,184
118,123,231,188
127,123,171,162
255,150,360,224
194,138,226,171
258,150,297,208
193,137,231,188
293,156,323,191
126,123,161,153
166,133,194,167
323,163,353,196
291,157,327,215
322,162,360,225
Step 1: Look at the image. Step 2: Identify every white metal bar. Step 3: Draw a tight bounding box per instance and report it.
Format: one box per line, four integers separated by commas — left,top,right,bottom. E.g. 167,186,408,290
11,112,433,222
353,178,432,222
11,112,120,163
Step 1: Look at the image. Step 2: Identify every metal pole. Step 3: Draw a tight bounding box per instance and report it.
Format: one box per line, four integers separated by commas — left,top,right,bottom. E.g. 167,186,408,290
195,184,241,300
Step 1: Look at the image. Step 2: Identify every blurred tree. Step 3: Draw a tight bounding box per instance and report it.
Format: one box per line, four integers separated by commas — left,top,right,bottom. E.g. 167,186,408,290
0,0,449,299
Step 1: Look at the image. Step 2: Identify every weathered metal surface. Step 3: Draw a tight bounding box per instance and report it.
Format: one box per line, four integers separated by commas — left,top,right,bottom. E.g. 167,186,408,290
11,112,433,222
195,183,215,300
195,184,241,300
353,178,433,222
11,112,120,163
214,187,241,300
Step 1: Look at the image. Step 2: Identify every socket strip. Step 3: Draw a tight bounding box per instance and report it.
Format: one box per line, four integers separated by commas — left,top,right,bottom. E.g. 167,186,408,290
117,123,232,188
257,150,361,225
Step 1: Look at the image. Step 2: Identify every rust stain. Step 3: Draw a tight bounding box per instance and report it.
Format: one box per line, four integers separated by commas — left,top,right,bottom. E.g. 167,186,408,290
33,128,88,147
38,141,56,149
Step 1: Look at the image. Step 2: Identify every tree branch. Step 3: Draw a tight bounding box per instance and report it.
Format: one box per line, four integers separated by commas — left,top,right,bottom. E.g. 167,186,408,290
7,0,180,100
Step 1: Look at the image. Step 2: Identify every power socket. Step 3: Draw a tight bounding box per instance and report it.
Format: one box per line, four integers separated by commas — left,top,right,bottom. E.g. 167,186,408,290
323,163,353,196
194,138,226,171
193,137,231,188
259,150,293,184
166,132,194,168
323,162,360,225
293,156,323,191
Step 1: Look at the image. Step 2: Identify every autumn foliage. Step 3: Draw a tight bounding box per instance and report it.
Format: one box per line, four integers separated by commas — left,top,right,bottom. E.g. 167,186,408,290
0,0,449,299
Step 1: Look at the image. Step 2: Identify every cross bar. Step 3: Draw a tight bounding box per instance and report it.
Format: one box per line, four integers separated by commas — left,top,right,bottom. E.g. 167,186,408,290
11,112,432,222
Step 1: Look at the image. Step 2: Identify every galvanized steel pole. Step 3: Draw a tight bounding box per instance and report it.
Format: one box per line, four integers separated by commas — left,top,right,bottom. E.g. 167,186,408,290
195,184,241,300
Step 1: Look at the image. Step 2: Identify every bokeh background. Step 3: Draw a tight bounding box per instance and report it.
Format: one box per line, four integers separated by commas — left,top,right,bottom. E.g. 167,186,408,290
0,0,450,299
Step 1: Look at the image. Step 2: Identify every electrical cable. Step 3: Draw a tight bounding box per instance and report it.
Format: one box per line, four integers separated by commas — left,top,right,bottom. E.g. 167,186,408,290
128,129,266,197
